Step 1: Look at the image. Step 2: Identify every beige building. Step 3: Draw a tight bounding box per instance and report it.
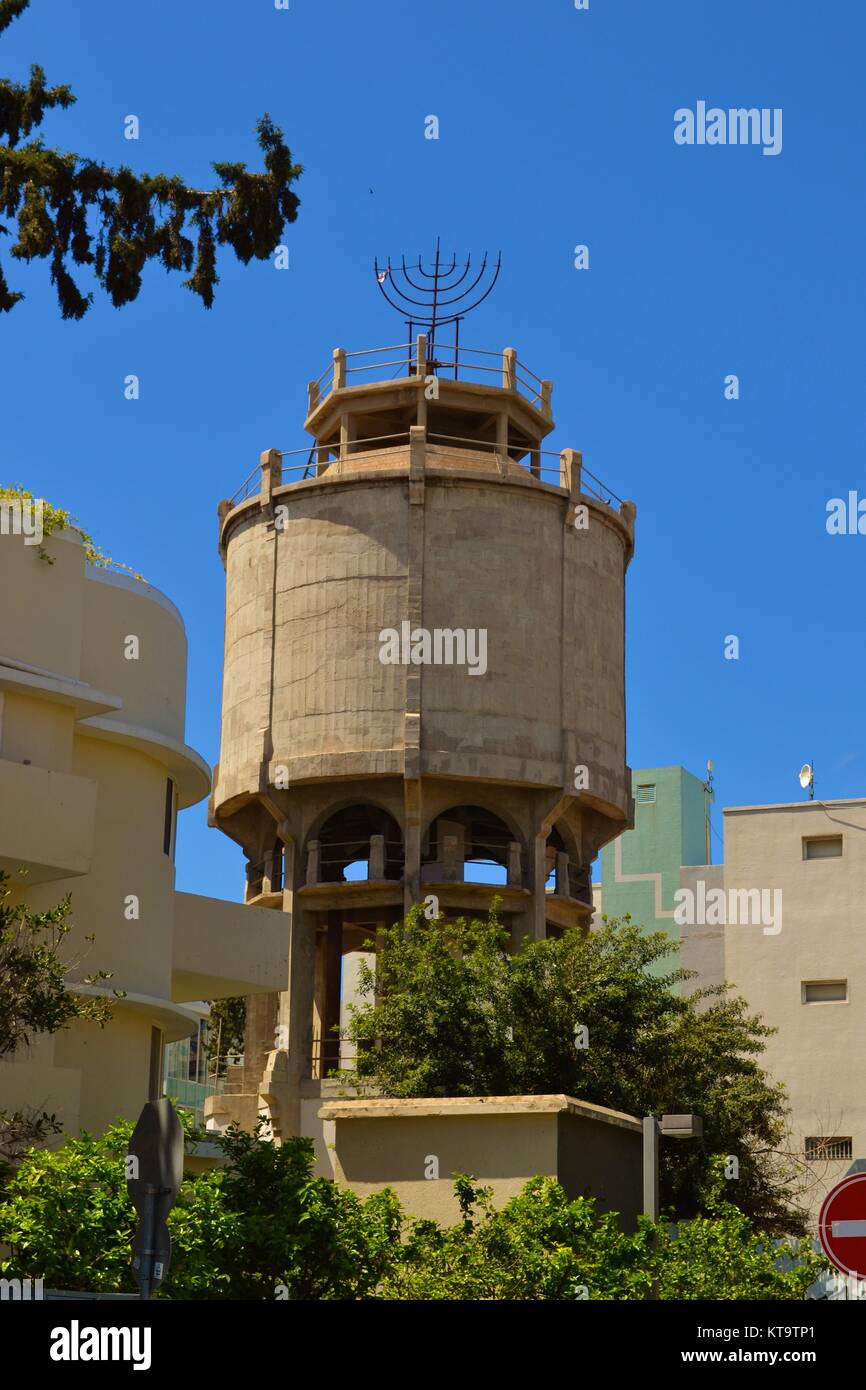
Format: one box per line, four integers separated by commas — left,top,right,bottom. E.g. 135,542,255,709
603,794,866,1223
715,800,866,1218
0,522,288,1137
208,336,636,1151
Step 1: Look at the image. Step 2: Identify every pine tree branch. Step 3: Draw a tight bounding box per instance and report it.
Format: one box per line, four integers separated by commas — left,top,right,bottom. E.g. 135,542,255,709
0,0,29,40
0,63,76,147
0,116,301,317
0,0,302,317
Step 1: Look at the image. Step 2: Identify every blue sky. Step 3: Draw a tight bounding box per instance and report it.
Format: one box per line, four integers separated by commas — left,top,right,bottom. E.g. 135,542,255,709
3,0,864,897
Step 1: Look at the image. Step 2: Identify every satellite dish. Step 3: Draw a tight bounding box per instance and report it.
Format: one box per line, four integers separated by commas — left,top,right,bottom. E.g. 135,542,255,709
799,763,813,790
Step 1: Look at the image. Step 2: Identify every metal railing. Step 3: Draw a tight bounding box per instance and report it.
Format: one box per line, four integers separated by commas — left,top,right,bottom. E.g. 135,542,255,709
804,1136,853,1162
308,836,405,883
308,1034,342,1080
230,462,261,506
307,340,552,416
229,434,624,513
317,838,403,861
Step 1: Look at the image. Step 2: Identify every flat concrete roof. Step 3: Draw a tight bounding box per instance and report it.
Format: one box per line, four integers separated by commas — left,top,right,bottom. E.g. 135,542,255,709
319,1094,642,1132
724,798,866,816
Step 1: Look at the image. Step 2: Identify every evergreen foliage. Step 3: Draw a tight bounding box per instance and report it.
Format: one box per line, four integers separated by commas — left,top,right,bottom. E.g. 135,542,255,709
0,0,301,317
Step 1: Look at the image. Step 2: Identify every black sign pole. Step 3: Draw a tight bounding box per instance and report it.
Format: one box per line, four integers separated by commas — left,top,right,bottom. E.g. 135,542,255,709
136,1185,170,1300
127,1099,184,1300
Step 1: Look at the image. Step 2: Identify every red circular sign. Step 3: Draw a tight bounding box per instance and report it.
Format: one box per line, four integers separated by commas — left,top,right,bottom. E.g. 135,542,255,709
818,1173,866,1279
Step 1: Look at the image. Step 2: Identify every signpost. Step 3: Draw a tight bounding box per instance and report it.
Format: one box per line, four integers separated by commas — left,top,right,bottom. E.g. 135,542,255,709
818,1172,866,1281
643,1114,703,1220
126,1099,184,1299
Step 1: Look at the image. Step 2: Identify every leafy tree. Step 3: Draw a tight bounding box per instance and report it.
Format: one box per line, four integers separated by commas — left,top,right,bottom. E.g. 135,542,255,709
0,0,301,317
342,908,514,1099
0,868,114,1167
0,1117,402,1300
0,1121,138,1287
203,995,246,1079
188,1123,402,1301
342,908,810,1233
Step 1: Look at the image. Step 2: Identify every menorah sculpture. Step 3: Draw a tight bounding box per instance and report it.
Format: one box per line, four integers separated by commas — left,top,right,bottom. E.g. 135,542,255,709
374,237,501,375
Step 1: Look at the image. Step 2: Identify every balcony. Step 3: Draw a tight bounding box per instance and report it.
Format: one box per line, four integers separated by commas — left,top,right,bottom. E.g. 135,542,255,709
307,340,552,419
0,758,97,883
228,433,623,522
224,331,623,519
171,892,289,1001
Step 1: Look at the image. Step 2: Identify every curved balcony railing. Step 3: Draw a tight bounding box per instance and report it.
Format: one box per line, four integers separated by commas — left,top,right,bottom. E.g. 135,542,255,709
307,339,552,417
229,432,624,513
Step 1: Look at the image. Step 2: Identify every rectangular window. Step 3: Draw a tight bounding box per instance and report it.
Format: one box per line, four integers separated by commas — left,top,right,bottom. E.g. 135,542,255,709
803,836,843,860
163,778,176,858
805,1136,853,1162
802,980,848,1003
636,784,656,805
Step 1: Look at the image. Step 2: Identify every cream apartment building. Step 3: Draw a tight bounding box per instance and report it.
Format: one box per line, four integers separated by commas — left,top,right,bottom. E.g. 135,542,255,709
0,520,288,1136
719,799,866,1217
595,777,865,1223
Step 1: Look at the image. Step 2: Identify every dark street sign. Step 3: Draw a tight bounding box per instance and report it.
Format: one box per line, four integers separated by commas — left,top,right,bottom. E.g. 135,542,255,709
127,1100,184,1299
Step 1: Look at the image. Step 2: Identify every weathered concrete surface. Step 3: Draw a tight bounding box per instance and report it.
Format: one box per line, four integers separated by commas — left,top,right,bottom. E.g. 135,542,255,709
319,1093,643,1230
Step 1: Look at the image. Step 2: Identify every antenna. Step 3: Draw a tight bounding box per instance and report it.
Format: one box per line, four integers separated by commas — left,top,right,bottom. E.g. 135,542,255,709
374,237,502,374
798,762,815,799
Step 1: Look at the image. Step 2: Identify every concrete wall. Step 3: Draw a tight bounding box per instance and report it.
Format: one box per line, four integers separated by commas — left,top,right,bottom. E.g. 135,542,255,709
678,863,725,999
0,1032,81,1137
217,453,633,811
0,756,97,882
722,799,866,1220
556,1109,642,1228
0,521,84,675
79,568,188,743
52,1010,155,1139
320,1095,642,1229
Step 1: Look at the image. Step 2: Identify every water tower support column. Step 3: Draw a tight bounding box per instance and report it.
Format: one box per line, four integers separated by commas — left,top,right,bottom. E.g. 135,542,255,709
531,830,551,940
404,780,422,912
403,425,427,912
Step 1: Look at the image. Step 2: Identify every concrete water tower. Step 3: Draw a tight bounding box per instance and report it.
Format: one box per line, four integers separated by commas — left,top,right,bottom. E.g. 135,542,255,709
208,249,636,1143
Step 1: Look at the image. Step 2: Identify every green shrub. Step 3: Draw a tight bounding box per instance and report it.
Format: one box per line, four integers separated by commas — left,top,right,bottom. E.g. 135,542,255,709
0,1118,402,1300
379,1177,825,1301
0,1116,828,1300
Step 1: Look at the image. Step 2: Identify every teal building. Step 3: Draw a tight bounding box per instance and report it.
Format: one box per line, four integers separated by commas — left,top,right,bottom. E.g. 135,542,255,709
599,766,710,952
